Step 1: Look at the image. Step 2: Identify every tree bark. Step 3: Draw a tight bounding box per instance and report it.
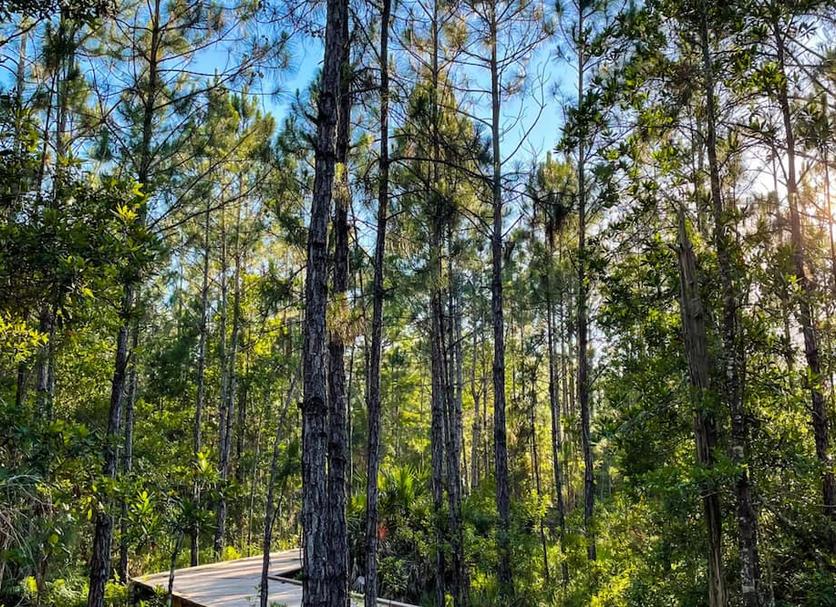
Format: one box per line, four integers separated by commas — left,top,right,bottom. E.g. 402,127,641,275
118,334,138,583
773,14,835,528
327,32,352,606
676,206,727,607
427,5,448,604
698,9,761,602
545,222,568,588
575,5,596,561
192,195,211,566
214,202,231,558
528,364,549,582
301,0,348,599
87,285,132,607
440,289,465,606
470,324,482,490
166,531,185,607
429,303,446,607
88,1,160,602
364,3,389,603
260,378,298,607
489,3,512,592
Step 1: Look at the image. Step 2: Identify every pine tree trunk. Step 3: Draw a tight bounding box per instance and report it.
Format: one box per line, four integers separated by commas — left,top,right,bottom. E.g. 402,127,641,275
88,2,160,601
441,294,465,606
260,378,297,607
192,196,211,566
428,5,447,604
301,0,348,598
327,41,351,607
236,358,248,486
773,16,836,528
214,204,230,558
87,285,132,607
529,366,549,581
166,531,185,607
489,4,512,592
470,326,482,490
575,6,596,561
34,306,54,420
217,199,241,556
546,227,568,588
430,285,448,606
118,335,137,583
676,206,727,607
698,11,761,602
365,3,389,602
447,243,465,495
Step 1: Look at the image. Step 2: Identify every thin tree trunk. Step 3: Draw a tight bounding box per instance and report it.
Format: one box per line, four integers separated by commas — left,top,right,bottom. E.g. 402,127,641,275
428,4,447,604
166,531,185,607
217,199,241,555
192,196,211,566
470,325,482,490
364,2,389,602
546,224,568,588
489,2,512,591
575,5,596,561
447,241,465,494
87,285,132,607
118,336,138,583
773,15,836,527
236,360,248,486
676,206,727,607
698,10,761,602
88,2,160,601
529,365,549,582
214,202,231,558
440,293,465,606
35,306,54,421
260,378,298,607
246,383,266,554
430,286,448,607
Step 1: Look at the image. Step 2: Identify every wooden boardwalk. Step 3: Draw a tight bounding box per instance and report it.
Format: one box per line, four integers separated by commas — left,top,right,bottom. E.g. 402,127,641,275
133,550,415,607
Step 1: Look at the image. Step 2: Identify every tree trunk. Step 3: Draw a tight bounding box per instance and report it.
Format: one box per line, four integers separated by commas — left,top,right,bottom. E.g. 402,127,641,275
545,224,568,588
440,291,465,606
301,0,348,598
34,306,54,421
427,4,447,604
327,35,351,607
88,2,160,600
698,10,761,602
470,325,482,490
118,335,138,583
430,284,448,606
166,531,185,607
236,362,248,486
260,378,298,607
676,206,727,607
773,14,836,527
575,5,596,561
192,195,211,566
217,198,242,556
364,3,389,603
214,203,230,558
447,240,465,495
489,4,513,593
87,285,132,607
529,364,550,582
